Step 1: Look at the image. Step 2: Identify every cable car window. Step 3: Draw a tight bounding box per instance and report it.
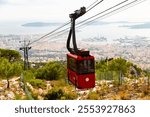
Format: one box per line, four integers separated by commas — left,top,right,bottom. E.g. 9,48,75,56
68,57,76,72
77,59,94,74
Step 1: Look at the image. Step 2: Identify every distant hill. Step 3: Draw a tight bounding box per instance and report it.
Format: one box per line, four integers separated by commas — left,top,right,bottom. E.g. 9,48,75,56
121,22,150,29
22,22,61,27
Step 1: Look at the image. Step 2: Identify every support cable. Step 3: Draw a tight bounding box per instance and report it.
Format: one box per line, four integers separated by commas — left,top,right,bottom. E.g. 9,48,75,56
30,0,146,48
28,0,104,46
31,0,129,44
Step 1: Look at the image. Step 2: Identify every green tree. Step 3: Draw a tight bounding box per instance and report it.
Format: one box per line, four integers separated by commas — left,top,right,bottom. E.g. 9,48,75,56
0,58,12,88
108,58,128,75
96,60,108,72
44,88,64,100
0,58,23,88
35,61,66,80
0,48,21,62
44,86,78,100
96,57,143,81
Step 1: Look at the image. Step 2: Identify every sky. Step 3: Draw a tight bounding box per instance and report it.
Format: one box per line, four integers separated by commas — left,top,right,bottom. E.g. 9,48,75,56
0,0,150,38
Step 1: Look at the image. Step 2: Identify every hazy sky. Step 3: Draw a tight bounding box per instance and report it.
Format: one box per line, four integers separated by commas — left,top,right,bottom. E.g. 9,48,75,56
0,0,150,36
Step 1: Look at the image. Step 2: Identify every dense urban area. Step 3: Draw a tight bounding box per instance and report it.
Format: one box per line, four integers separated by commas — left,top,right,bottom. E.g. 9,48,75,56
0,34,150,69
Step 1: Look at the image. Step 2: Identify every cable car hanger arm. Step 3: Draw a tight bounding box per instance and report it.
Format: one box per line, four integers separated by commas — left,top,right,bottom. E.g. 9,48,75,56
67,7,89,56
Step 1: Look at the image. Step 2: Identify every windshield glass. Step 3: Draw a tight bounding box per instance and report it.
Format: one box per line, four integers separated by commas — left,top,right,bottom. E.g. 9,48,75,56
77,59,95,74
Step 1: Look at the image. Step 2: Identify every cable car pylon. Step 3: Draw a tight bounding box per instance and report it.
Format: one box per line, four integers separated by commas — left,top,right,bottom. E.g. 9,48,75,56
19,40,31,70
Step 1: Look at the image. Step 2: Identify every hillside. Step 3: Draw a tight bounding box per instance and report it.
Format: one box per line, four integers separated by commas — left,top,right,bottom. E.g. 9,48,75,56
0,76,150,100
0,48,150,100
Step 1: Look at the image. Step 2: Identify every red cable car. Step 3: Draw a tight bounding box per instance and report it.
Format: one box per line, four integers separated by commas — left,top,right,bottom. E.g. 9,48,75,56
67,51,95,89
66,7,95,89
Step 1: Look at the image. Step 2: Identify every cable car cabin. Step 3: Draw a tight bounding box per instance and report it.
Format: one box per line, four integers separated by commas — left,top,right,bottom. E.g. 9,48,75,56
67,52,95,89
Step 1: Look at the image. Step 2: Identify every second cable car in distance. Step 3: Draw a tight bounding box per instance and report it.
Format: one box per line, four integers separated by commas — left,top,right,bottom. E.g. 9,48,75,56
66,7,95,89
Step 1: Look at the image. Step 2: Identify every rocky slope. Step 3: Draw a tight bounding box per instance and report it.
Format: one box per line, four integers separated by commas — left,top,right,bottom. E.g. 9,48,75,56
0,77,26,100
0,77,150,100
